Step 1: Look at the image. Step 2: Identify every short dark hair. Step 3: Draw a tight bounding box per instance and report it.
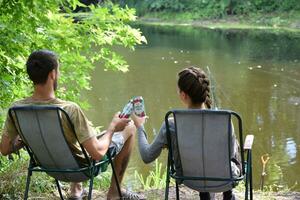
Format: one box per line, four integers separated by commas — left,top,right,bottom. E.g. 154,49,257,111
26,50,58,84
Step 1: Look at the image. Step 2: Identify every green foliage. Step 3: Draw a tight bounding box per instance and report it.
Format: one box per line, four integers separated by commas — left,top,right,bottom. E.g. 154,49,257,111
0,0,146,125
0,0,146,196
148,0,184,12
127,0,300,18
91,170,112,189
262,182,298,193
0,151,55,199
0,150,112,198
134,160,172,190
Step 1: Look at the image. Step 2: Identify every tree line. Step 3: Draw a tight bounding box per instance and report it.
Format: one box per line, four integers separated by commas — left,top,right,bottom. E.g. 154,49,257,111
116,0,300,17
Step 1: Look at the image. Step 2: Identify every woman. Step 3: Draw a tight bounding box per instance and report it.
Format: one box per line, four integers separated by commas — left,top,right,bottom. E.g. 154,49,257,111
132,66,240,200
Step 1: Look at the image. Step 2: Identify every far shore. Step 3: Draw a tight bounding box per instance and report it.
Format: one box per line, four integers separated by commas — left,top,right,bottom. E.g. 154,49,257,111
136,16,300,33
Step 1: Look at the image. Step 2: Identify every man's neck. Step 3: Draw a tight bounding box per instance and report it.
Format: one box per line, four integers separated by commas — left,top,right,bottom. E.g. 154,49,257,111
31,84,55,101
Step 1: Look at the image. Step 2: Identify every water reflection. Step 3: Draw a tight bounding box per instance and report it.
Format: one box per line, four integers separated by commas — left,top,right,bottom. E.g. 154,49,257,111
82,25,300,190
285,138,297,165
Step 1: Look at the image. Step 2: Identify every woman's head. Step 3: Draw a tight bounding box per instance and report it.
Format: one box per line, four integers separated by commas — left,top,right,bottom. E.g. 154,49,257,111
177,66,212,109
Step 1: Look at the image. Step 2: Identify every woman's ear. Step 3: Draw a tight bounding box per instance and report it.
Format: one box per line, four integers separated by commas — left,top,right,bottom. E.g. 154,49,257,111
179,91,188,103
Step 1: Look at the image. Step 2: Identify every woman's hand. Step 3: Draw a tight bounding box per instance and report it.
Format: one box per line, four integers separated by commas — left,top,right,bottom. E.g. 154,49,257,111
131,113,147,128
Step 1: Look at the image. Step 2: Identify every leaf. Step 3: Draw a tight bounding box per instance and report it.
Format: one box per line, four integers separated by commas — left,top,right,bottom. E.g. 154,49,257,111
0,1,146,138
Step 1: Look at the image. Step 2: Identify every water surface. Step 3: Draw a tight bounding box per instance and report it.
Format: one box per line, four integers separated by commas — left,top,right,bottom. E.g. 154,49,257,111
82,25,300,191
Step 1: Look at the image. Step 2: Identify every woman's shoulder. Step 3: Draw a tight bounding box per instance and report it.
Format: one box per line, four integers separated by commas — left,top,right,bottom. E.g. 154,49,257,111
161,117,174,126
160,117,175,134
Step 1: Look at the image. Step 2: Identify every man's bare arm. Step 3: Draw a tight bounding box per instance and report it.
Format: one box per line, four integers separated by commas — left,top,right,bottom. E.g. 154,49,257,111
82,112,130,161
82,129,114,161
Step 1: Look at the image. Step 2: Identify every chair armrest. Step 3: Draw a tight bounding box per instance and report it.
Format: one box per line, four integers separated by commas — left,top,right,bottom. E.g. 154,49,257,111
244,135,254,150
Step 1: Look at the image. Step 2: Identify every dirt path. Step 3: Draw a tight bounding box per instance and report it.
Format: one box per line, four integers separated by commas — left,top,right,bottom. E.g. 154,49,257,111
26,186,300,199
92,186,300,200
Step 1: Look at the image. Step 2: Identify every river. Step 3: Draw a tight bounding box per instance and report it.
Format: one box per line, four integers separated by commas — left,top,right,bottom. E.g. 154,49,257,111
82,25,300,191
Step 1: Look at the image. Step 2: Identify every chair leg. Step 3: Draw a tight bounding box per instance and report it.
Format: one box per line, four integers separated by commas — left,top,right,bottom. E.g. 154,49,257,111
88,168,95,200
175,181,180,200
24,169,32,200
249,151,253,200
245,173,249,200
108,153,122,199
245,150,251,200
165,174,170,200
55,179,64,200
165,155,171,200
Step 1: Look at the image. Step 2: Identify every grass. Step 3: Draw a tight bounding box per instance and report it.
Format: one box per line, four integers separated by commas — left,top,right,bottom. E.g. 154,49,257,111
134,159,173,190
87,170,112,190
133,160,300,199
0,151,56,199
1,154,299,199
0,150,113,199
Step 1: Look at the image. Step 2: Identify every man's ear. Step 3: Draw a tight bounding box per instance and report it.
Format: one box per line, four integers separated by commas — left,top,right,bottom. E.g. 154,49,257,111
48,69,56,80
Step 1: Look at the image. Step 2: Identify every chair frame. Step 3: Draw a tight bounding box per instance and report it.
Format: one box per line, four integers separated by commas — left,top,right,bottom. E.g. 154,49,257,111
164,109,253,200
9,105,122,200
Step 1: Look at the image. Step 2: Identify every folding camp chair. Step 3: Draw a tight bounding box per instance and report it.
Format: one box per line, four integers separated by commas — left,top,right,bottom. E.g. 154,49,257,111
9,105,122,200
164,109,254,200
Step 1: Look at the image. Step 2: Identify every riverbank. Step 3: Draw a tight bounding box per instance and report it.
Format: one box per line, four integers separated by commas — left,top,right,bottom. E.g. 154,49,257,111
136,12,300,33
93,187,300,200
29,186,300,199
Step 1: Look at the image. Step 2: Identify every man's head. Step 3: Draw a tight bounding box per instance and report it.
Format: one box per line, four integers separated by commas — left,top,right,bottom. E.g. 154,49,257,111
26,50,59,90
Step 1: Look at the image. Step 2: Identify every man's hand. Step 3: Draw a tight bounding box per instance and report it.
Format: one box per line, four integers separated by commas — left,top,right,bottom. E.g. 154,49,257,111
108,112,131,133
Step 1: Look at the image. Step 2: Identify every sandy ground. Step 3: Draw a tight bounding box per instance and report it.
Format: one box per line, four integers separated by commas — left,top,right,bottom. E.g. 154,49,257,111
91,186,300,200
19,186,300,199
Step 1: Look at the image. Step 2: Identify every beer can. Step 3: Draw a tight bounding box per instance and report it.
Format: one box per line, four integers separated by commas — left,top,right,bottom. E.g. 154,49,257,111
119,100,133,118
133,96,146,117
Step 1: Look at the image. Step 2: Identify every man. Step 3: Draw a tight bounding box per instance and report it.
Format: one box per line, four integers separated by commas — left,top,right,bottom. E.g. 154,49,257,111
0,50,143,200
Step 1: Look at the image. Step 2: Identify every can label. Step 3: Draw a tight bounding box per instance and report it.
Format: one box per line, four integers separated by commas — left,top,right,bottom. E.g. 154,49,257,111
133,96,146,117
119,96,146,118
119,100,133,118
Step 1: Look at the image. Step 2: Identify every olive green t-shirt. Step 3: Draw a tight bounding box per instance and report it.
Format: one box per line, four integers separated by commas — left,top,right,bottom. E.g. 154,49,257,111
2,97,97,163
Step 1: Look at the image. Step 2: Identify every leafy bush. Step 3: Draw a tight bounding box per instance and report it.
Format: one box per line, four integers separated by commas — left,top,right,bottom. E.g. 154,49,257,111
0,151,55,199
0,0,146,125
0,0,146,197
126,0,300,18
148,0,184,12
0,150,113,199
